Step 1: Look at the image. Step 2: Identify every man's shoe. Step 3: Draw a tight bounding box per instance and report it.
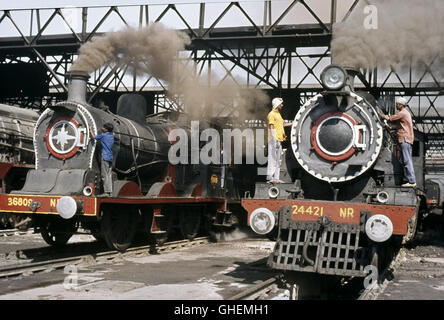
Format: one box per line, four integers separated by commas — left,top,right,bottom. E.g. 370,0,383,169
401,182,416,187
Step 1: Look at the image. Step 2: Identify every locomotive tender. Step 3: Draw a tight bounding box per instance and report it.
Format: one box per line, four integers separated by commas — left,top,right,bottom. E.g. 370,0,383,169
0,71,240,250
242,64,434,277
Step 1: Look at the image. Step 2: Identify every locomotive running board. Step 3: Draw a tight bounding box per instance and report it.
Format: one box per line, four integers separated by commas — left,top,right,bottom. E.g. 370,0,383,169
242,198,417,235
0,193,225,217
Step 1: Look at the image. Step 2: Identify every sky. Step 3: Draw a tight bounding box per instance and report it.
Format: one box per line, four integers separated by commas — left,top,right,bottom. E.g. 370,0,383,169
0,0,348,11
0,0,441,132
1,0,439,118
0,0,352,88
0,0,355,33
1,0,280,10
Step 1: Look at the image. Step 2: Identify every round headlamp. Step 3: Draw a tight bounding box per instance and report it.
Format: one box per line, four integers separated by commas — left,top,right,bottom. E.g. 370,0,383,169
321,65,347,90
249,208,276,235
365,214,393,242
56,196,78,219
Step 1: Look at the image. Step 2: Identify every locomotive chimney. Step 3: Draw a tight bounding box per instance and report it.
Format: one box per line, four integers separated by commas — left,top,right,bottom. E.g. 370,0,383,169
66,71,90,104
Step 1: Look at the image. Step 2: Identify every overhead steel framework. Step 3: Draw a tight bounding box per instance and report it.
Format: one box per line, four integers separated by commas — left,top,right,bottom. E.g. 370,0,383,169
0,0,443,163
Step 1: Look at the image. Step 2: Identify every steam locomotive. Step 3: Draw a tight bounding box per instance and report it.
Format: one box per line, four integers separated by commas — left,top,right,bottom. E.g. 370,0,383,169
242,64,440,280
0,104,38,228
0,71,247,250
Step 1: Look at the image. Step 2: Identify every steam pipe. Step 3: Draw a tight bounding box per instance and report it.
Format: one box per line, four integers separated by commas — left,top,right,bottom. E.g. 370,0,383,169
343,66,370,90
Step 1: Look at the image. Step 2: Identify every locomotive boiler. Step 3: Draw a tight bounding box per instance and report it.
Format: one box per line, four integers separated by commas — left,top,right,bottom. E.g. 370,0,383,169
0,71,235,250
0,104,38,228
242,64,430,280
24,71,171,197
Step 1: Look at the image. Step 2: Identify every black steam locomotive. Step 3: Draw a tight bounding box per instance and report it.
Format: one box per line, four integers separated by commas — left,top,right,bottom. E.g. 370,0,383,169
242,64,439,281
0,71,246,250
0,104,38,228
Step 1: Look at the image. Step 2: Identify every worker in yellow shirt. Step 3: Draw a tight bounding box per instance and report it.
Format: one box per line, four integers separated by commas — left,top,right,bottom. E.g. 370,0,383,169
267,97,292,183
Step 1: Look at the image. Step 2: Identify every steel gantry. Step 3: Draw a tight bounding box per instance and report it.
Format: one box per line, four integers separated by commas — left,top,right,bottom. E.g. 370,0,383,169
0,0,443,164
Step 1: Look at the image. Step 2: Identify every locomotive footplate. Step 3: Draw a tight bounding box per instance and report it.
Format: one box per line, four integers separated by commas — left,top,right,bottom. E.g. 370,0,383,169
242,198,417,235
0,193,225,217
0,193,97,216
243,198,417,277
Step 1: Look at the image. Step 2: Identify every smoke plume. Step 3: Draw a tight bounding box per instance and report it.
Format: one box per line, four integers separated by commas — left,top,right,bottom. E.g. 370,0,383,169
71,23,269,120
71,23,190,80
168,69,270,120
331,0,444,76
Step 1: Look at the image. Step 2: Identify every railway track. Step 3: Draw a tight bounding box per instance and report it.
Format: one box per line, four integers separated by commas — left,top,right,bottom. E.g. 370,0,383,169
0,231,408,300
228,274,284,300
0,236,209,279
0,228,33,237
227,247,405,300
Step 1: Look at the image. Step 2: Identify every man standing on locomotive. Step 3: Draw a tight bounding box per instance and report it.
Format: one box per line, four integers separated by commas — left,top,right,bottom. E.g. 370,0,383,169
380,97,416,187
267,97,292,183
90,123,115,196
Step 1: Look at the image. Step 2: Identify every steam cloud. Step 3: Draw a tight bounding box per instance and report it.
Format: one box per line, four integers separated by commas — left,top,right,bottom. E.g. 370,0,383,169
331,0,444,76
71,23,269,120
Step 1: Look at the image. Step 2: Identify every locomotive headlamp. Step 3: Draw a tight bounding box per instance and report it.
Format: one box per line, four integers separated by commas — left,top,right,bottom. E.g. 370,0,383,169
249,208,276,235
365,214,393,242
56,196,78,219
321,65,347,90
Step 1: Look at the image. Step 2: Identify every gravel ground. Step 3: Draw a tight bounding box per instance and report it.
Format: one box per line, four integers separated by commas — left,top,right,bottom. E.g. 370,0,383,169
378,219,444,300
0,231,96,254
0,231,278,300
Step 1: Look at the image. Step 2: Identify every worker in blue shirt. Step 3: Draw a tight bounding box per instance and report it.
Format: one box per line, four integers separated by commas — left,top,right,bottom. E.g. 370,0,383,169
90,122,115,196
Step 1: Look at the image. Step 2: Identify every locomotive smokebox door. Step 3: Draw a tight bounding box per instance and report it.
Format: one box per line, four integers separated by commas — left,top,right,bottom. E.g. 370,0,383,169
291,91,383,183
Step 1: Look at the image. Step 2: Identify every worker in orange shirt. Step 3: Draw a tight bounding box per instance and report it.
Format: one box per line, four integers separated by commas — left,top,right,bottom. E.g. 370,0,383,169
267,97,292,183
380,97,416,187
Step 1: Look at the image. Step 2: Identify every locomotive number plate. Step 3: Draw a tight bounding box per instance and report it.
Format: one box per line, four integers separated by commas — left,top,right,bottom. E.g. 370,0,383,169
290,202,360,224
0,194,97,216
7,197,33,207
292,205,324,217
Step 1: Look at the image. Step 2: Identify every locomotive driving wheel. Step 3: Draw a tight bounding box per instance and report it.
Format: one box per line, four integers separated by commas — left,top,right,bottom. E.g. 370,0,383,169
101,205,138,252
179,207,202,241
40,218,77,247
